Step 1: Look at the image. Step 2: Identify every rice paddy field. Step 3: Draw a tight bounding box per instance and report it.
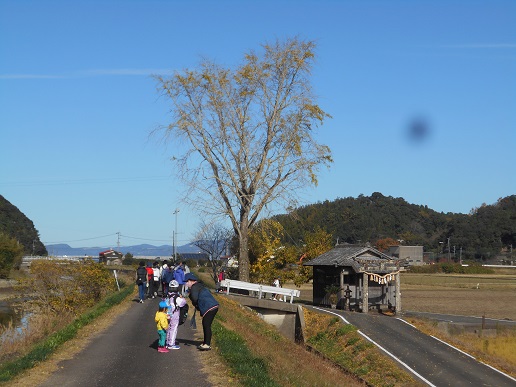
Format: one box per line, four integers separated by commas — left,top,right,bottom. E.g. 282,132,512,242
400,272,516,321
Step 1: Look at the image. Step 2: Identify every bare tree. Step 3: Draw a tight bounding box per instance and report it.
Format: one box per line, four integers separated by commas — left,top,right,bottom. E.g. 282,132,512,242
193,221,233,284
154,37,332,281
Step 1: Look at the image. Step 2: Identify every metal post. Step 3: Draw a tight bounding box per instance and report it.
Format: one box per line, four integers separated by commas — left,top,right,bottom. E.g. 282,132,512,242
395,272,401,313
362,272,368,314
173,208,180,263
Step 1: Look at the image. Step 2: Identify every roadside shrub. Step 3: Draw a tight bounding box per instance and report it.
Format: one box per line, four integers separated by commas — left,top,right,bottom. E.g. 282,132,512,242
26,260,116,315
0,233,24,279
408,263,494,275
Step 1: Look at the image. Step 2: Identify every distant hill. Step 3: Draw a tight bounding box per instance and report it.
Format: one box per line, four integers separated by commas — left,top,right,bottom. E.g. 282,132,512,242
272,193,516,261
44,243,203,257
4,192,514,262
0,195,47,255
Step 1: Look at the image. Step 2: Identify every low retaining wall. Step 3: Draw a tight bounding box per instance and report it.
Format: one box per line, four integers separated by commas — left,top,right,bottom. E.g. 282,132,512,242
223,293,305,342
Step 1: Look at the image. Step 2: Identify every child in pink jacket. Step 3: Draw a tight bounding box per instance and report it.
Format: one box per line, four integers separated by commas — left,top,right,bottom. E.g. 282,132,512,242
165,280,187,350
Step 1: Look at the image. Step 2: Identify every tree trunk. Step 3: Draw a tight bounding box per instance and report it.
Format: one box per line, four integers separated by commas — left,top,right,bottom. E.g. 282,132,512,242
238,217,250,282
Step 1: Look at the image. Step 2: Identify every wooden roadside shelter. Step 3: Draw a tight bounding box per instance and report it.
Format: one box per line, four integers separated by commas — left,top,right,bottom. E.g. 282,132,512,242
303,243,403,313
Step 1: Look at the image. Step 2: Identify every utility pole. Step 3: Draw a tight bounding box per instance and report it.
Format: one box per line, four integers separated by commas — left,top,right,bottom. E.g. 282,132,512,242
447,238,451,262
172,230,175,261
173,208,180,263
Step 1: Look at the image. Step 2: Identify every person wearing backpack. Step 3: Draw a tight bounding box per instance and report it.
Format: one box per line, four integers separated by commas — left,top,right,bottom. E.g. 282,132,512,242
165,280,187,350
184,273,219,351
135,261,147,303
173,262,186,295
159,260,168,296
162,263,174,296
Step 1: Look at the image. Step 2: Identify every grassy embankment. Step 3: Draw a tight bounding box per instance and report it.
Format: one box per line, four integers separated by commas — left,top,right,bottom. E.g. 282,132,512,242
196,269,420,386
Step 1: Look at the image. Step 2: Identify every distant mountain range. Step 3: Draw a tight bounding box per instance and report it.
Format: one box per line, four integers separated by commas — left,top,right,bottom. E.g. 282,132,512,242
45,243,203,257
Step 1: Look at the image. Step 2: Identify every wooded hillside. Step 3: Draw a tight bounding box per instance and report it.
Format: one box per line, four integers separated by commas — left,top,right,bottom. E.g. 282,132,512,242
0,195,47,256
272,193,515,261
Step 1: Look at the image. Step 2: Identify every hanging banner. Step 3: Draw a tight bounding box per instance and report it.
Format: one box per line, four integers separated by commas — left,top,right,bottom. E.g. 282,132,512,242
364,271,399,284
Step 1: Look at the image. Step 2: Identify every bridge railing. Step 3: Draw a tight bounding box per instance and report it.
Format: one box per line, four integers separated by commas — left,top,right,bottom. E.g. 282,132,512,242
220,279,301,303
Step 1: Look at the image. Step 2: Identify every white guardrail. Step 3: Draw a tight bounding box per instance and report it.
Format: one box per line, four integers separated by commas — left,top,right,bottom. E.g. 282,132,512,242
220,279,301,303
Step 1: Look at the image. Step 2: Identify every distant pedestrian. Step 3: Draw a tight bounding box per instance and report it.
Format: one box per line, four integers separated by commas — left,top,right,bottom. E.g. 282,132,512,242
151,261,160,298
145,262,154,298
155,301,170,353
273,277,283,301
173,262,186,295
162,261,174,295
159,260,168,296
165,280,187,350
185,273,219,351
135,261,147,303
217,270,225,293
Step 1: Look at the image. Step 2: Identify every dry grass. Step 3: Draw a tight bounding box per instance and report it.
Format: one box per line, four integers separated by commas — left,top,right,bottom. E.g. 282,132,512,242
303,307,421,387
216,295,365,386
401,273,516,320
3,288,135,386
0,304,74,364
0,269,135,368
405,317,516,378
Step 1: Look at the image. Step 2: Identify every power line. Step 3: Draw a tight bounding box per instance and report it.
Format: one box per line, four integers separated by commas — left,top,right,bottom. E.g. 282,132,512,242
44,233,192,245
121,234,172,243
44,233,118,244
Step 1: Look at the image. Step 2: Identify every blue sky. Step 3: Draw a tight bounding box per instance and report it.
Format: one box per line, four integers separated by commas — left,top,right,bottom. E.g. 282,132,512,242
1,0,515,249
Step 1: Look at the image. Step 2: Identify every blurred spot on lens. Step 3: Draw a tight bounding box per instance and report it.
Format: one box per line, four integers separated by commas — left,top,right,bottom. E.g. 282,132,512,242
407,116,431,144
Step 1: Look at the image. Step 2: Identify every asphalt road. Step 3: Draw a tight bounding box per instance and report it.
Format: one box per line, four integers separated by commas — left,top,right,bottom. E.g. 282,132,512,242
310,307,516,387
38,296,212,387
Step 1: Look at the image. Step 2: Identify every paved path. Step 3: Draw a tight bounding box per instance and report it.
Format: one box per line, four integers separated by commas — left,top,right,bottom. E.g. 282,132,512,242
309,307,516,387
39,296,212,387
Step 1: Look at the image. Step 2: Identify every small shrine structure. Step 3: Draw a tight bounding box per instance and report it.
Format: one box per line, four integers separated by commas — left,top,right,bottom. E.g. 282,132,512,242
303,243,403,313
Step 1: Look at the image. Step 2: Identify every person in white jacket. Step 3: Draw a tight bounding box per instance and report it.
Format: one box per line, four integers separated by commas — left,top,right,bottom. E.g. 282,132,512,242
273,277,283,301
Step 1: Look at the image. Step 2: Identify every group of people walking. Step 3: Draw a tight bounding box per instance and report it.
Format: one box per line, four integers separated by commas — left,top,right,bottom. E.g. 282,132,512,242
136,260,190,303
136,261,219,354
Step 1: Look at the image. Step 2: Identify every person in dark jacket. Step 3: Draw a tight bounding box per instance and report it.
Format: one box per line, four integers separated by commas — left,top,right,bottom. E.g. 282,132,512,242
135,261,147,303
162,264,174,296
184,273,219,351
173,262,186,295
